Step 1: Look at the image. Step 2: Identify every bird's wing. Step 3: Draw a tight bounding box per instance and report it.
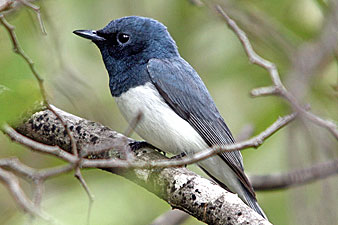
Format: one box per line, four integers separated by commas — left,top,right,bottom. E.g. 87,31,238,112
147,58,255,197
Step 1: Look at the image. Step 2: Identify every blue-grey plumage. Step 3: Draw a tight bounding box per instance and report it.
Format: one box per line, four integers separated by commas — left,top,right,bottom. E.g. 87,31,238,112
74,16,267,219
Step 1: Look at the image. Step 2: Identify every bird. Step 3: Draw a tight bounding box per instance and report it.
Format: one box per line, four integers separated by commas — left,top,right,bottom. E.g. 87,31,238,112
73,16,266,219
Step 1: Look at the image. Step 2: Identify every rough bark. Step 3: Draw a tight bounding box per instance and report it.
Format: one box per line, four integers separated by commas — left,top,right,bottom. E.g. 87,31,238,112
14,106,270,225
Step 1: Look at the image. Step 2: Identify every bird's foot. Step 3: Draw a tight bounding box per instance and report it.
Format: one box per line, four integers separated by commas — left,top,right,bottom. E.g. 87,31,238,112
129,141,167,156
129,141,156,151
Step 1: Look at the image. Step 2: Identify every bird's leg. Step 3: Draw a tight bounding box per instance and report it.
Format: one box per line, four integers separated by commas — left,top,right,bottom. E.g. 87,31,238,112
128,141,167,156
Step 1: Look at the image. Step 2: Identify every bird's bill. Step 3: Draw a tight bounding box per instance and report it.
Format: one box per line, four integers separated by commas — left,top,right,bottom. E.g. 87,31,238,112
73,30,105,41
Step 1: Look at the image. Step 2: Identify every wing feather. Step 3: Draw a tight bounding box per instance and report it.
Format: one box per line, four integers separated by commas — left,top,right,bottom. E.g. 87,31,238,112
147,58,255,197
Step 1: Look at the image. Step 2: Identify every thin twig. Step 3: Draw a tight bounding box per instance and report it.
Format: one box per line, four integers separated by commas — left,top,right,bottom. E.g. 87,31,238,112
215,5,338,139
4,124,78,163
5,105,336,223
3,2,335,223
0,157,74,223
4,112,297,169
82,113,297,169
0,168,55,223
32,179,44,212
0,157,74,181
0,15,45,94
19,0,46,35
0,15,78,158
74,168,94,225
251,159,338,190
1,13,91,217
0,0,14,12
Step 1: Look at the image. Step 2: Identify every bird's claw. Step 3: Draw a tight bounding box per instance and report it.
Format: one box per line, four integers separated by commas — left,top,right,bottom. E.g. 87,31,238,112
129,141,157,151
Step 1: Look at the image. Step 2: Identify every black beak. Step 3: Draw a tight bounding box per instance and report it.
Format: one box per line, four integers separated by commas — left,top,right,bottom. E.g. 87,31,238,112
73,30,105,41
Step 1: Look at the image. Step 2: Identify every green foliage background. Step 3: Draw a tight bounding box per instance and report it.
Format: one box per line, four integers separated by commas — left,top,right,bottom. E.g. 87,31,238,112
0,0,337,224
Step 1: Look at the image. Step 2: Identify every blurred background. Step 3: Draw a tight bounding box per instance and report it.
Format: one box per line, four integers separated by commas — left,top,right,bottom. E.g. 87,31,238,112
0,0,337,224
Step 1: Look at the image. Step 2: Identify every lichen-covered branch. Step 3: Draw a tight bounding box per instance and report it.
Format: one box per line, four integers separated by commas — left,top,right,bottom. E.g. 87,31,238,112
8,106,295,170
10,106,270,225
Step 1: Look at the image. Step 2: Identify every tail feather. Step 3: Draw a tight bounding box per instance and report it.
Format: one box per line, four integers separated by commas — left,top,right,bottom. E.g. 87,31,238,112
241,184,267,219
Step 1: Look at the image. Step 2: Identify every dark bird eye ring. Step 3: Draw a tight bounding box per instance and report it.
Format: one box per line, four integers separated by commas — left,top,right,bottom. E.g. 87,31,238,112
117,33,130,44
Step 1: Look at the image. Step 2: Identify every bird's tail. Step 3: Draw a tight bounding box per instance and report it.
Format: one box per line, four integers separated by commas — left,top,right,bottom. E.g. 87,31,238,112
241,183,267,219
199,165,267,219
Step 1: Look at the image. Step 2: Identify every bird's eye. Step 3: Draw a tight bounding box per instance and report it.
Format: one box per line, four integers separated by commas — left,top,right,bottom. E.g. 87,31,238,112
117,33,130,44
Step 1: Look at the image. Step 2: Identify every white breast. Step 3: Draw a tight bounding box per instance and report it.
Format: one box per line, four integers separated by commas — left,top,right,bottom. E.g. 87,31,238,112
115,82,244,199
115,82,208,155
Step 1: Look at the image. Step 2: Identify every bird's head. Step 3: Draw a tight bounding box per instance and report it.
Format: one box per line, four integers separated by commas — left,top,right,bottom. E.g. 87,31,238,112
74,16,179,64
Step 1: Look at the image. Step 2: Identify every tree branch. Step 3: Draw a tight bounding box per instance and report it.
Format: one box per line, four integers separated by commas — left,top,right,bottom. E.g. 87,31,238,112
0,167,55,223
0,11,79,160
3,103,338,223
287,0,338,99
5,106,270,225
215,5,338,139
2,2,337,224
250,159,338,191
4,106,296,170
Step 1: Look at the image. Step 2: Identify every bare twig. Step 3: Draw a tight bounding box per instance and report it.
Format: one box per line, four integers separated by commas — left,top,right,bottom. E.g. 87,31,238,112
5,117,272,224
0,15,45,96
251,159,338,191
0,157,74,223
4,124,79,163
21,107,337,190
1,10,103,224
19,0,46,34
74,168,94,225
0,168,55,223
6,106,338,224
5,109,296,170
0,157,74,181
32,179,44,206
0,157,74,210
251,86,279,97
0,15,78,158
2,3,337,224
215,5,338,139
75,169,94,201
287,0,338,99
0,15,90,217
0,0,14,12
